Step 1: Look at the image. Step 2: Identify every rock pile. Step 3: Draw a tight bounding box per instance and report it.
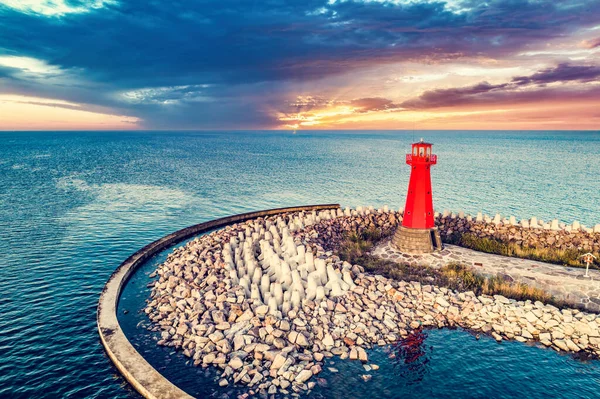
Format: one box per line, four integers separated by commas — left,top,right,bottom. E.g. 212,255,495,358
144,206,600,397
436,211,600,253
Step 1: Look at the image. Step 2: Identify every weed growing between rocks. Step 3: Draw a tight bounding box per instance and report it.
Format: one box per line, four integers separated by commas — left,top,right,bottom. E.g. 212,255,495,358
337,229,556,305
447,233,599,269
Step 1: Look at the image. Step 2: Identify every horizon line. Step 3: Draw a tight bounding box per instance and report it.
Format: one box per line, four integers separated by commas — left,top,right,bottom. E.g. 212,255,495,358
1,128,600,133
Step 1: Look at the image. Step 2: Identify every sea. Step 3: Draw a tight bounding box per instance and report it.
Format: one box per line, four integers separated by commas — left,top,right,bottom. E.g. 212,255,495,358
1,130,599,398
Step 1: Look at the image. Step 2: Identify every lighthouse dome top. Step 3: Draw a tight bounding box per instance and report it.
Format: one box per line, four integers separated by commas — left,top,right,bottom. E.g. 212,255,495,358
413,138,433,146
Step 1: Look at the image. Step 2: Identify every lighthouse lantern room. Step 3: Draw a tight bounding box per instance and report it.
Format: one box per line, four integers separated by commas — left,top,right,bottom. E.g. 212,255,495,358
392,139,443,254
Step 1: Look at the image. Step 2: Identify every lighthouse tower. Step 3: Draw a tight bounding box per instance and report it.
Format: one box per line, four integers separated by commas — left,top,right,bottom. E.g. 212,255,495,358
392,139,442,254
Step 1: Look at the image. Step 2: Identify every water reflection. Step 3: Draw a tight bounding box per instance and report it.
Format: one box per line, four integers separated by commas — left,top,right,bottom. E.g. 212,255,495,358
389,326,432,385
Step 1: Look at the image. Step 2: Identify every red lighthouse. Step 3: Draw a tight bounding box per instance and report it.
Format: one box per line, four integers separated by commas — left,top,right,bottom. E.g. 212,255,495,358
392,139,442,253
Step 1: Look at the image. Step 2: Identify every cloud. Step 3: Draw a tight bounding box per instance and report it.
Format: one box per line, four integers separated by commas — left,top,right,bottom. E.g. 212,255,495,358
0,94,139,130
349,97,402,112
581,37,600,49
120,85,213,105
288,96,335,111
511,63,600,85
1,0,600,128
4,0,600,84
401,81,509,108
0,0,116,17
0,55,60,74
402,62,600,109
284,95,403,114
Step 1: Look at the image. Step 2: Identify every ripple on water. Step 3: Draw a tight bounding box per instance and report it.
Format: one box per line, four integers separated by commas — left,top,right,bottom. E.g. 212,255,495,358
1,131,599,398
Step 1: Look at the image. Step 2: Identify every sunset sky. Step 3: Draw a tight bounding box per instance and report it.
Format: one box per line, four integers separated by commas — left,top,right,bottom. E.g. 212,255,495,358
1,0,599,130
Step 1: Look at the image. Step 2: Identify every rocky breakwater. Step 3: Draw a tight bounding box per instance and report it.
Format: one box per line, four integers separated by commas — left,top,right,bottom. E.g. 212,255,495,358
144,206,600,397
436,210,600,253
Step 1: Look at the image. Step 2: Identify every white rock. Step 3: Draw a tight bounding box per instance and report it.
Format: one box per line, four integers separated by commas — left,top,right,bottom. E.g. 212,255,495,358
255,304,269,316
436,297,450,307
229,357,243,370
492,214,501,225
295,370,313,383
271,354,287,370
322,334,334,348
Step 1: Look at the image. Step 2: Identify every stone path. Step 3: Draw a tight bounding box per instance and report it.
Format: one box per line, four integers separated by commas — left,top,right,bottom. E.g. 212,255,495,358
372,240,600,312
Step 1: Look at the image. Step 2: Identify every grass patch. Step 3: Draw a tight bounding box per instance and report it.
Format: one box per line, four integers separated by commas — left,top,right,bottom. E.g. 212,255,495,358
439,263,553,303
337,227,382,264
338,229,556,305
448,233,597,268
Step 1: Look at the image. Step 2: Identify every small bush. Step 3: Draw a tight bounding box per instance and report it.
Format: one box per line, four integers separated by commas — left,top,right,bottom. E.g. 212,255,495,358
338,227,383,265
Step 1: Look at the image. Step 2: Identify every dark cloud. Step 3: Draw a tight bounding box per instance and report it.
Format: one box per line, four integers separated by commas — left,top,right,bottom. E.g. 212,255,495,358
512,63,600,85
350,97,402,113
402,82,509,109
402,63,600,110
1,0,600,127
0,65,17,78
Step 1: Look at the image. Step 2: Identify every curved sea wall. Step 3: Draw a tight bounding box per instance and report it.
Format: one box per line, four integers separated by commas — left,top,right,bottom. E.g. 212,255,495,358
100,204,600,399
97,204,339,399
435,211,600,252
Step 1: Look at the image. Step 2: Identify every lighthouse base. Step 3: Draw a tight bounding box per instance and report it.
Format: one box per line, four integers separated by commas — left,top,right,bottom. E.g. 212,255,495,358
392,225,442,254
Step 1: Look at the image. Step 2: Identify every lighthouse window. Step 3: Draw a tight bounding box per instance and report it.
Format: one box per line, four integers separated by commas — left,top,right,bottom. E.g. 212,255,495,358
419,147,424,157
413,147,417,156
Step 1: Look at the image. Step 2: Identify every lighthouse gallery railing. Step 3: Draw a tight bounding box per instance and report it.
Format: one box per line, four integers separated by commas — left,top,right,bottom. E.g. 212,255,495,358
406,154,437,164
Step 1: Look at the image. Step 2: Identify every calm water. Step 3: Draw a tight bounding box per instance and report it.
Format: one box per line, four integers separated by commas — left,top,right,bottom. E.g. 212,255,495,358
1,130,600,398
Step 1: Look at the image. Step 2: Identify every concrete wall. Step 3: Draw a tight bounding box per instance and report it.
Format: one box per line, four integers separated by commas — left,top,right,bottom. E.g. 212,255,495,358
97,204,340,399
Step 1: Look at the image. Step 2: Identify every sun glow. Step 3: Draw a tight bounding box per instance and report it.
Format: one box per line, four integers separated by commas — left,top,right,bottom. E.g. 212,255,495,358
277,105,499,129
0,95,139,130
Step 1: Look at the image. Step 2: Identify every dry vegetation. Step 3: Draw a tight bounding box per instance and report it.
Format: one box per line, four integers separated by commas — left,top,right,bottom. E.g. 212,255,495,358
337,228,556,305
449,233,598,269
